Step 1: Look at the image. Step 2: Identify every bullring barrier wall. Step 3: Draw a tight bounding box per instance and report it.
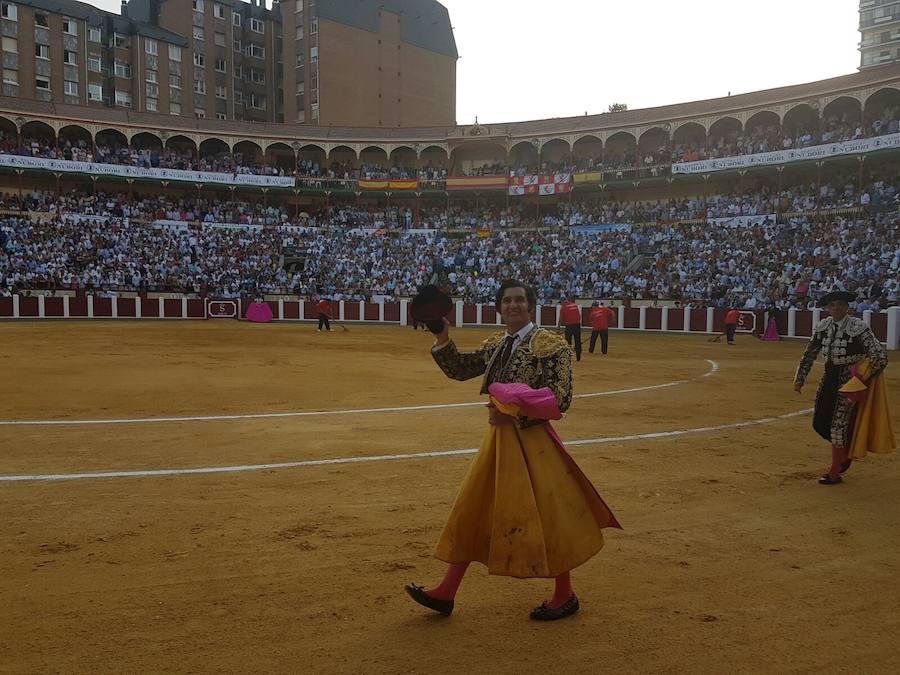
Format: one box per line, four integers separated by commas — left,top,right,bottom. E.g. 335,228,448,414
2,295,897,350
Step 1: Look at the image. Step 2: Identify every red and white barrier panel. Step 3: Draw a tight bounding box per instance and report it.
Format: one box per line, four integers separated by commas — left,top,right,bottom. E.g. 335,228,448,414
0,295,206,320
2,296,897,350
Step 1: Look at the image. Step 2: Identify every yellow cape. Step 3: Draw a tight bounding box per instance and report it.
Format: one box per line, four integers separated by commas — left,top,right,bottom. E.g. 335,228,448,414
844,360,896,460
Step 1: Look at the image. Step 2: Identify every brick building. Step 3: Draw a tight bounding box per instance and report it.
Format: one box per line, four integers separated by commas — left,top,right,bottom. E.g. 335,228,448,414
0,0,457,126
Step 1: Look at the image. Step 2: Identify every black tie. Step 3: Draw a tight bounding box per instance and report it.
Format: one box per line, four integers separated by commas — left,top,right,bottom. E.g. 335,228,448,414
499,335,516,369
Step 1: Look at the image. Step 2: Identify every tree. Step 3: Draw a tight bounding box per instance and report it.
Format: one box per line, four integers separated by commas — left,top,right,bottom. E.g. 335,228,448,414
607,103,628,113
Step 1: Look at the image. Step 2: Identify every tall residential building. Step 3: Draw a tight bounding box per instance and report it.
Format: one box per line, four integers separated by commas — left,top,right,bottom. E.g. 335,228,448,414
0,0,457,126
860,0,900,68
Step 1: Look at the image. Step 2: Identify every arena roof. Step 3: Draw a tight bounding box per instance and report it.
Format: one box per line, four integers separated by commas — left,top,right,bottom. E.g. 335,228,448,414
23,0,189,46
317,0,458,59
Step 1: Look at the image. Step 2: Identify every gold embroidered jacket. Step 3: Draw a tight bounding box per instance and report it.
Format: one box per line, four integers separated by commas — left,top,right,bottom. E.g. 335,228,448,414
795,315,888,383
432,326,573,412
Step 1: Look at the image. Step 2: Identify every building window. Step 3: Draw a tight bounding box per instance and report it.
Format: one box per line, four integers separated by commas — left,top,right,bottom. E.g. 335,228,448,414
64,50,77,65
194,79,206,94
215,58,226,73
195,108,206,118
248,93,265,110
146,97,158,112
114,61,131,78
214,3,225,19
35,75,50,90
145,69,158,84
88,54,101,72
1,36,16,53
295,0,303,13
88,83,102,101
296,52,304,67
114,90,133,107
249,68,264,84
170,102,181,115
232,13,241,28
63,17,77,35
250,18,263,33
296,110,305,123
215,32,225,47
311,102,319,120
2,69,17,84
64,80,77,96
170,74,181,89
234,90,243,105
234,64,243,79
215,85,226,98
35,13,48,28
216,112,226,120
89,27,101,43
146,82,158,97
35,44,49,59
233,39,242,52
193,26,204,41
295,25,303,41
246,43,265,59
192,0,204,12
311,18,317,35
112,33,129,49
193,52,204,67
1,3,17,21
145,38,158,55
168,44,182,62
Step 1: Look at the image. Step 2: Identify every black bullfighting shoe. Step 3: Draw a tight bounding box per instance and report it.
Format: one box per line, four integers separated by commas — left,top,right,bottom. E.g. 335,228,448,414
530,594,580,621
405,583,454,616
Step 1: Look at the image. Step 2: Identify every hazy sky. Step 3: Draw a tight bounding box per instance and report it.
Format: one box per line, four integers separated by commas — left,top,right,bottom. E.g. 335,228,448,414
95,0,862,124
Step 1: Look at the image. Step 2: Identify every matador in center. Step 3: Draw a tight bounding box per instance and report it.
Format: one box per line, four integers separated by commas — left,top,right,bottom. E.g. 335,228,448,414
405,280,621,621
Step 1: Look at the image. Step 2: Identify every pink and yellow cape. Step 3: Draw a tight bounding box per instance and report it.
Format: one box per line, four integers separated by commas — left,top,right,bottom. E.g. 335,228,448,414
435,382,620,579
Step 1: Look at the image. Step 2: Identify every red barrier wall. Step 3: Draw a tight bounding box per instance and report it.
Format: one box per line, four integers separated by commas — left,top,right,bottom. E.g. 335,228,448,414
667,309,684,331
343,302,359,320
44,297,64,317
645,308,661,329
384,303,400,322
0,297,11,317
118,298,137,317
94,297,113,317
19,296,38,317
142,298,160,318
624,308,640,330
364,303,380,321
70,296,88,317
871,312,887,341
689,309,708,332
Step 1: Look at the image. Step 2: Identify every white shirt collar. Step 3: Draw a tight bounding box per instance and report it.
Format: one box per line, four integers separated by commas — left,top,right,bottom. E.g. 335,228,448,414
506,322,534,344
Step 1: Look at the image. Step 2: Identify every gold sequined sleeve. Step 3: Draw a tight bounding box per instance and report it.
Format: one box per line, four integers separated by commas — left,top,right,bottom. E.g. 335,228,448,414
431,340,490,381
544,344,574,412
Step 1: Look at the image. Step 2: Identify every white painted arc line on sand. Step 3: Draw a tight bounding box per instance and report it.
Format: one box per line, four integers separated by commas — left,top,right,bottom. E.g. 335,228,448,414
0,360,719,427
0,407,813,483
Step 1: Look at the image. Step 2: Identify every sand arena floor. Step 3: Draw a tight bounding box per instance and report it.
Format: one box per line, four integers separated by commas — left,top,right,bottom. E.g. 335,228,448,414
0,321,898,674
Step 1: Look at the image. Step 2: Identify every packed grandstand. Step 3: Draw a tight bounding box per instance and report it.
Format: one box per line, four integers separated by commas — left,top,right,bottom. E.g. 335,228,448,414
2,66,900,313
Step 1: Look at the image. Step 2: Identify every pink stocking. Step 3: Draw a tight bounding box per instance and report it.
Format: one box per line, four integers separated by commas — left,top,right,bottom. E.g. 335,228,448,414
427,562,470,601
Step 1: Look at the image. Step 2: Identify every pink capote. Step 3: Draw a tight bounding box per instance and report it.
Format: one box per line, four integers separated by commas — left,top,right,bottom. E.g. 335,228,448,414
761,318,781,341
246,301,274,323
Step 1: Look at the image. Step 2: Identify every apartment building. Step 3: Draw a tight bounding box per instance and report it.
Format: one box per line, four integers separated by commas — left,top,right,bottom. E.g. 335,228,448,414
0,0,457,126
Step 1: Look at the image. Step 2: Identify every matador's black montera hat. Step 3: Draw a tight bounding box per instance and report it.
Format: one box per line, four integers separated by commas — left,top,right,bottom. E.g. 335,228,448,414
411,285,453,334
818,291,856,307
